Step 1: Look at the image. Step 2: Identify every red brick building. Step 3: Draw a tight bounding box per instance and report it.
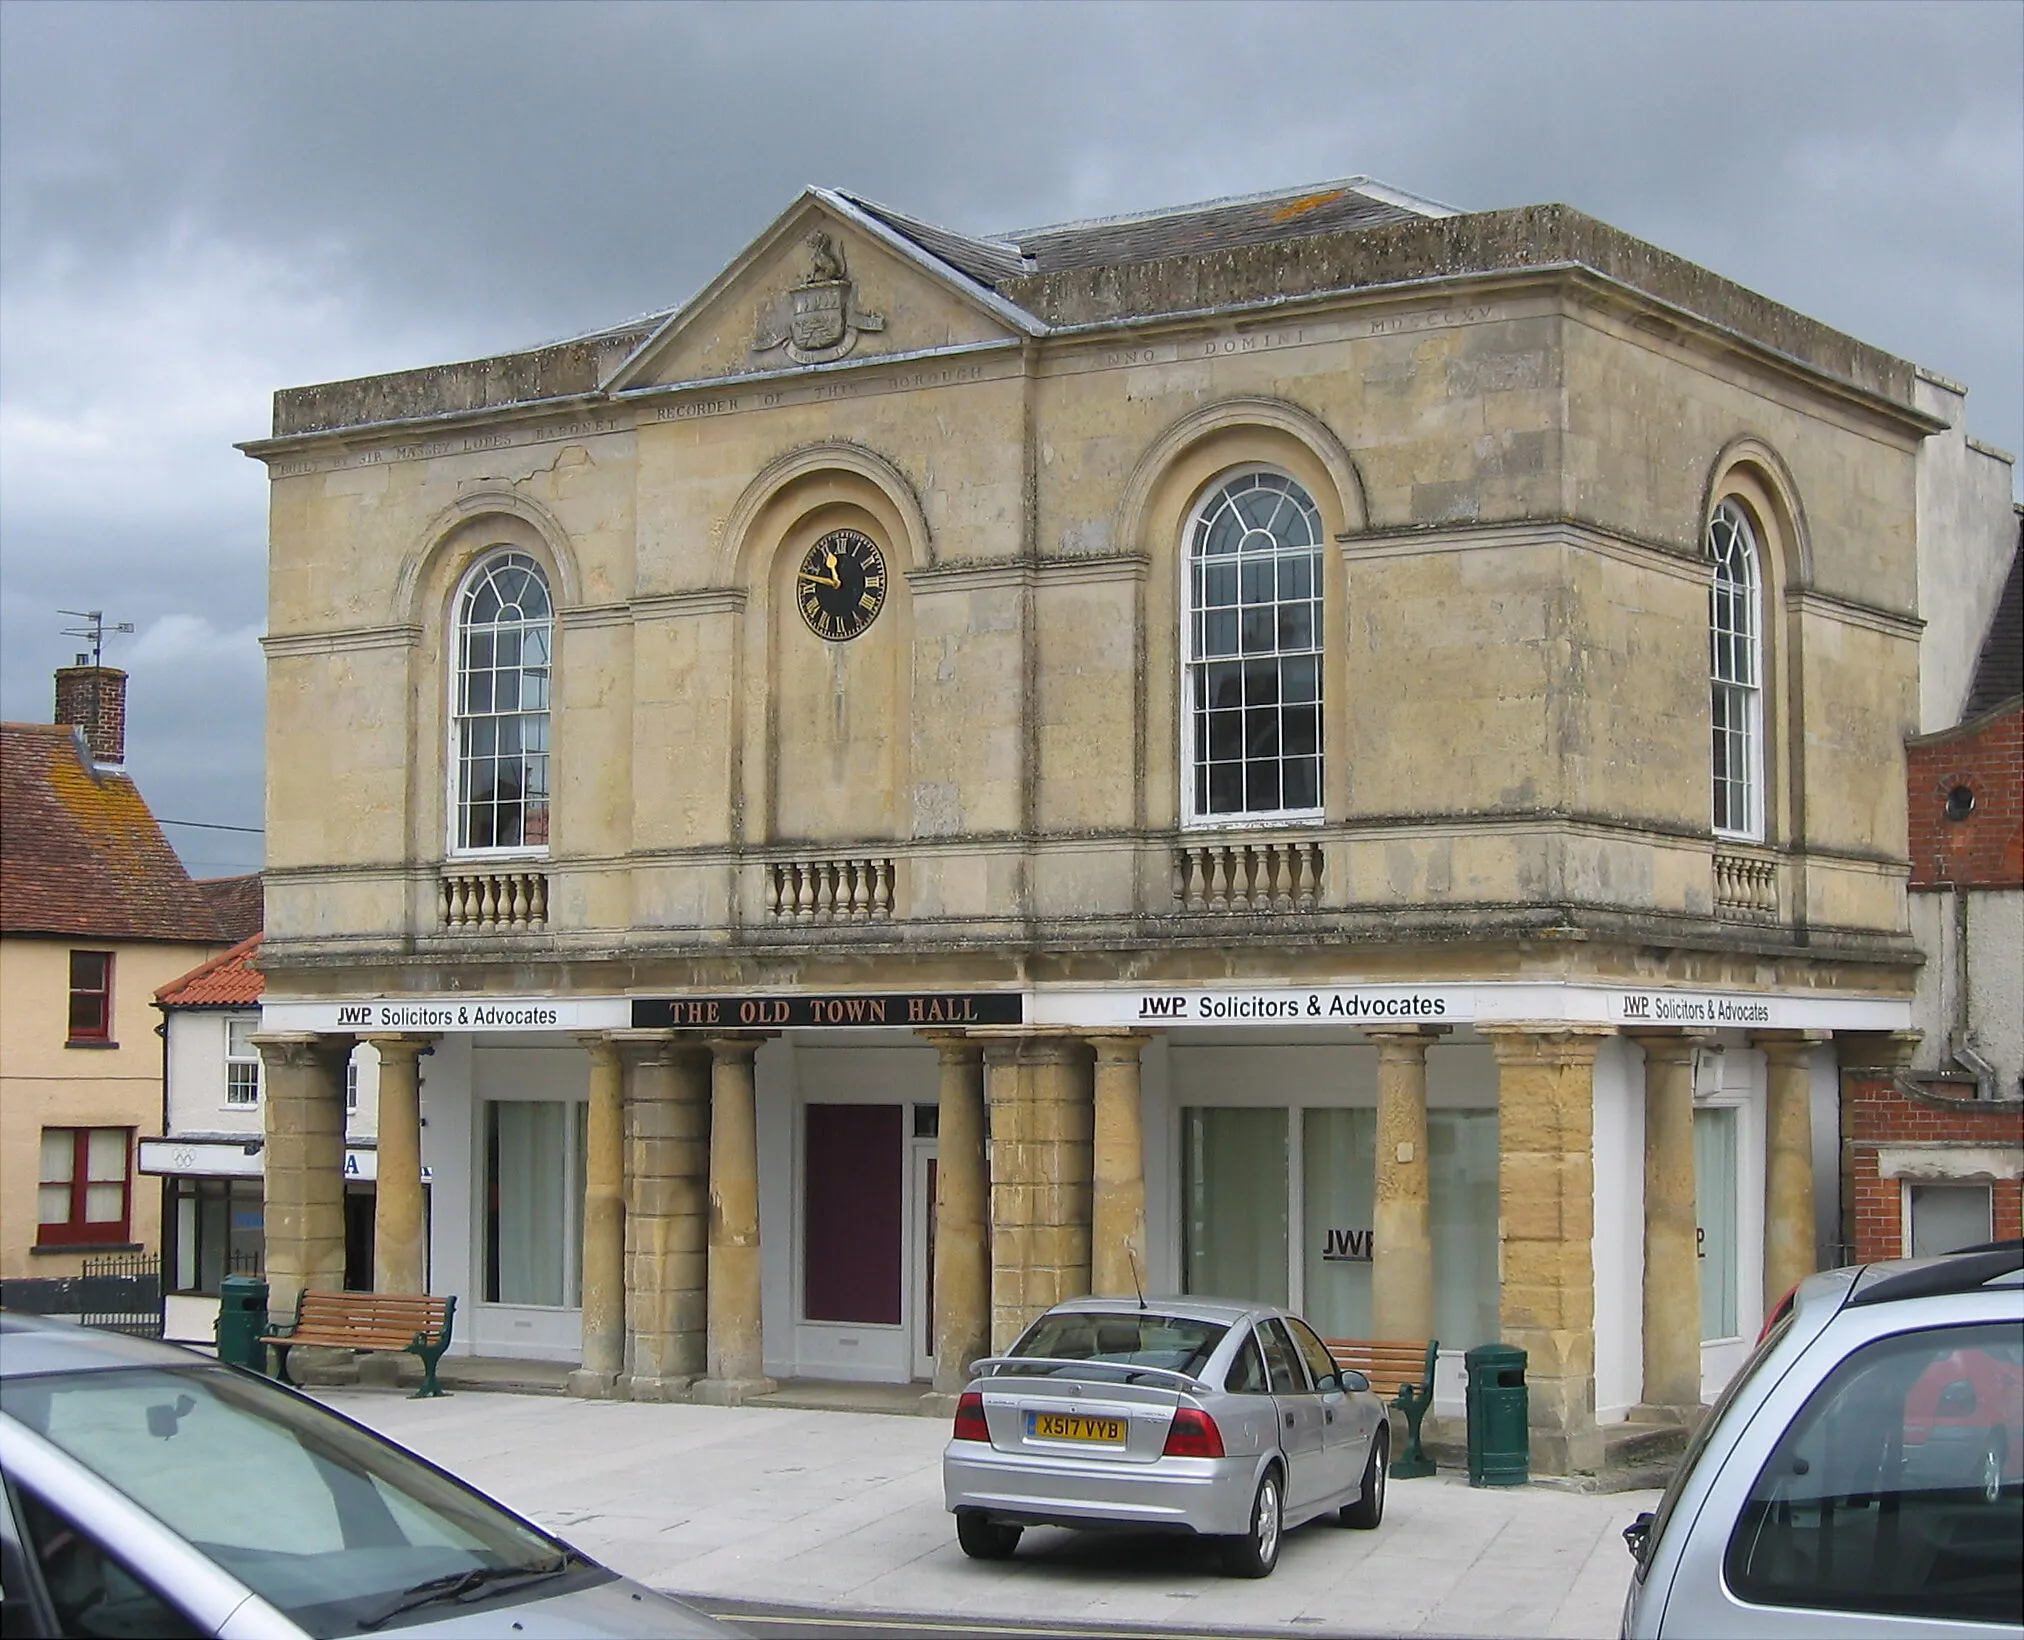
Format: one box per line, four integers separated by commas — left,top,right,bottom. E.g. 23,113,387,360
1846,528,2022,1263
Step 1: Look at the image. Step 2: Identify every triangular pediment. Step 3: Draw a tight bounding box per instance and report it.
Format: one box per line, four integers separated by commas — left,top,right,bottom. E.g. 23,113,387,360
605,190,1039,393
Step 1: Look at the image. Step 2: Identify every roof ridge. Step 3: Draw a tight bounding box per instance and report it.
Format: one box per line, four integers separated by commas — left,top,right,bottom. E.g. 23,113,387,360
998,175,1448,241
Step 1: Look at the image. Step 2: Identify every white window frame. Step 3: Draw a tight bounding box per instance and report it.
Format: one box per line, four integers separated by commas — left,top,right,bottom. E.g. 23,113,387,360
447,549,552,860
224,1015,261,1107
1180,467,1326,829
1708,499,1765,842
1901,1179,1994,1259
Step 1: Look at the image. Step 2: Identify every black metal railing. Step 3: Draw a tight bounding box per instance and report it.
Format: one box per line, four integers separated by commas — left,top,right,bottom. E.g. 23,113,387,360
78,1251,164,1339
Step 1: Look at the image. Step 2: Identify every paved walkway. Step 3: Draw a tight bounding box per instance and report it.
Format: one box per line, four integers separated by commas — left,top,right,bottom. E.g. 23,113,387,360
324,1387,1655,1638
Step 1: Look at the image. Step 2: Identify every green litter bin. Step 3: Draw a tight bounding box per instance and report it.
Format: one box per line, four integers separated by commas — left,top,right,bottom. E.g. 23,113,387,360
215,1274,270,1372
1464,1342,1528,1487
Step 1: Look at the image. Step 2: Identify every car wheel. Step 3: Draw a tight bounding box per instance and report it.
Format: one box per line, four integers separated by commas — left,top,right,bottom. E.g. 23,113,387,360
955,1509,1022,1560
1222,1467,1283,1578
1341,1427,1389,1529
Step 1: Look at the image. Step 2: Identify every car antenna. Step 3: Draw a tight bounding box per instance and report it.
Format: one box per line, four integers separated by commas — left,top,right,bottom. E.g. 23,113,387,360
1127,1247,1147,1312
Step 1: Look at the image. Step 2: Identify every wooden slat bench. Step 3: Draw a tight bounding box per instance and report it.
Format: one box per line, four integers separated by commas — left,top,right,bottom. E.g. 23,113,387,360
1325,1337,1439,1478
264,1291,456,1399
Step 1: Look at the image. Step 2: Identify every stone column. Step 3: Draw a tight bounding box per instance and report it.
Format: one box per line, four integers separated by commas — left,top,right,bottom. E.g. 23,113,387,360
1483,1025,1610,1476
1370,1027,1446,1342
694,1036,774,1403
985,1036,1094,1352
253,1033,353,1323
928,1036,989,1401
1758,1031,1824,1318
568,1035,627,1397
624,1037,712,1400
362,1035,435,1297
1089,1034,1149,1301
1629,1031,1703,1417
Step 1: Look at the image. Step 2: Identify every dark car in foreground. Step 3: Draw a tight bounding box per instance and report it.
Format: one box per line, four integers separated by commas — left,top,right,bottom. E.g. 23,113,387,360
0,1312,736,1637
1621,1240,2023,1639
943,1295,1390,1578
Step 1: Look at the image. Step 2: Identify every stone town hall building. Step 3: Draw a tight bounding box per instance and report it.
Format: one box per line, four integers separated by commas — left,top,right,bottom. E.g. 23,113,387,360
241,179,2014,1472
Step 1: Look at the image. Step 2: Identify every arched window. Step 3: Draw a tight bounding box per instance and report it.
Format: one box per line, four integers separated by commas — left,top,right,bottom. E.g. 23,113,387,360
452,551,551,852
1183,470,1324,823
1707,501,1763,840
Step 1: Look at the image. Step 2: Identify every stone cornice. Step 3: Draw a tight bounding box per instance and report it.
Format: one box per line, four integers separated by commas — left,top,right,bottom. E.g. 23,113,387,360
1785,587,1923,640
262,625,420,658
1341,516,1707,584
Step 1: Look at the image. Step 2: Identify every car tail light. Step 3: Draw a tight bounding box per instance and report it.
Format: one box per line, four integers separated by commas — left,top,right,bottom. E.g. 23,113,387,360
1162,1407,1225,1458
952,1392,990,1442
1757,1281,1800,1345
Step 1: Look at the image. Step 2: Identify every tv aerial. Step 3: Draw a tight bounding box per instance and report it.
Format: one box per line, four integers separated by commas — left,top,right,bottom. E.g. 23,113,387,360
59,610,135,668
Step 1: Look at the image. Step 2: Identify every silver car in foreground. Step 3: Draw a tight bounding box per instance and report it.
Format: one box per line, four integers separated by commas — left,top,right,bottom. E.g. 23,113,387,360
1621,1240,2022,1639
943,1296,1390,1577
0,1313,737,1637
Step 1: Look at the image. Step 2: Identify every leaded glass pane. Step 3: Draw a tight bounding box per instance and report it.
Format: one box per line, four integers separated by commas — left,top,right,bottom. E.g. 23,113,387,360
454,551,553,853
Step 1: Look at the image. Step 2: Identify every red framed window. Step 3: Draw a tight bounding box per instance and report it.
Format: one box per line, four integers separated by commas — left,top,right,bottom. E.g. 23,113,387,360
67,950,113,1043
37,1127,133,1246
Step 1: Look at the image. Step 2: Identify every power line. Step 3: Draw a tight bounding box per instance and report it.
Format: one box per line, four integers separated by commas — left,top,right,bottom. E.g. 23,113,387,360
159,818,265,834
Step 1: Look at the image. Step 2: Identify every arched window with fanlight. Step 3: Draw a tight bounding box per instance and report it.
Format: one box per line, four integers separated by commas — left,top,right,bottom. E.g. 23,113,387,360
452,551,551,852
1707,500,1764,840
1183,469,1325,824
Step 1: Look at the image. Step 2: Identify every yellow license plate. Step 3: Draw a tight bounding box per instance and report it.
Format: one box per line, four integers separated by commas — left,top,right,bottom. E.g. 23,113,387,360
1029,1413,1125,1443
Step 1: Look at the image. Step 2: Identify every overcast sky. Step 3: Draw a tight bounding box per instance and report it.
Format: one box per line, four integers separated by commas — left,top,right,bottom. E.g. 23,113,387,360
2,0,2018,877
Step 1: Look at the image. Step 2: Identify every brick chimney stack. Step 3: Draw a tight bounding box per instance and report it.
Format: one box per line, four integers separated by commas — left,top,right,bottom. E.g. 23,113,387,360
55,662,128,766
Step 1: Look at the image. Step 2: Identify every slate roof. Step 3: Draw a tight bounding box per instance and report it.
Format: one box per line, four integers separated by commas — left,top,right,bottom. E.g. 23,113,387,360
843,177,1454,291
156,932,264,1008
198,874,265,944
0,722,232,943
1962,517,2023,720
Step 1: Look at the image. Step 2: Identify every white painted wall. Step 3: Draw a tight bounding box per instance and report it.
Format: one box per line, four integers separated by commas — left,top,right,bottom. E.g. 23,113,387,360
1913,371,2018,732
1593,1035,1644,1425
1911,887,2024,1097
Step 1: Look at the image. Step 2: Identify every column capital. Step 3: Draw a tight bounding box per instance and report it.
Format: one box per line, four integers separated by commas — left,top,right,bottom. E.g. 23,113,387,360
705,1033,772,1062
359,1033,438,1064
1366,1025,1453,1048
1751,1029,1831,1055
1834,1029,1922,1072
575,1033,627,1069
980,1032,1089,1067
918,1032,986,1063
1623,1028,1713,1064
1481,1022,1613,1066
1087,1032,1150,1063
250,1031,354,1069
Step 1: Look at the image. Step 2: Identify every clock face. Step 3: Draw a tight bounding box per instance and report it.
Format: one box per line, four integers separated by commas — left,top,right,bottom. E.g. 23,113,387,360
796,528,887,642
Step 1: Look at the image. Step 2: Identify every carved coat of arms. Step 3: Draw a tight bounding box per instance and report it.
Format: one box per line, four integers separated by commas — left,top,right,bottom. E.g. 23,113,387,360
753,232,885,366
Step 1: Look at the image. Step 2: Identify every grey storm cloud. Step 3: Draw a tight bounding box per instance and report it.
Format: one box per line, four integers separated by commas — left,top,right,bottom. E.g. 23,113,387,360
2,0,2019,875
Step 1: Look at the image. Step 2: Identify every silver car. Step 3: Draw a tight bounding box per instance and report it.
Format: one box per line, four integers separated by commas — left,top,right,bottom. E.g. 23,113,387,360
1621,1240,2023,1639
943,1296,1390,1577
0,1313,737,1637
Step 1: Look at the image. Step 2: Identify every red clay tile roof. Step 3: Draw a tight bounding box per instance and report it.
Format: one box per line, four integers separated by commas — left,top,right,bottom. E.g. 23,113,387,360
156,932,264,1006
1,722,230,942
198,874,264,944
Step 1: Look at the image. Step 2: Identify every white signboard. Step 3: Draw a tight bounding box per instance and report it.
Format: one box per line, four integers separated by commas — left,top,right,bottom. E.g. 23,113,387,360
261,998,632,1034
138,1140,431,1182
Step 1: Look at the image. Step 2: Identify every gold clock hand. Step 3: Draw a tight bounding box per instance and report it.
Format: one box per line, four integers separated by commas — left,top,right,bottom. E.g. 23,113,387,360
798,569,842,588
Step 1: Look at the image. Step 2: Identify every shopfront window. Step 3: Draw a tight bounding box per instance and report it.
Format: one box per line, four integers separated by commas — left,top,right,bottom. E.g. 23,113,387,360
1301,1107,1375,1337
482,1101,585,1307
170,1178,264,1294
1696,1105,1740,1340
1429,1109,1500,1349
1181,1106,1288,1306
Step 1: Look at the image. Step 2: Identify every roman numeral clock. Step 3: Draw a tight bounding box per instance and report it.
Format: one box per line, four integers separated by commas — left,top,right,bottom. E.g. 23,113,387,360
795,528,887,642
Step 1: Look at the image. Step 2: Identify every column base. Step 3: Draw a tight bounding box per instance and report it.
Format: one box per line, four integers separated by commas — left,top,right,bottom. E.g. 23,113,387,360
918,1391,961,1418
619,1374,698,1403
690,1375,777,1406
565,1368,621,1399
1527,1425,1606,1477
1630,1402,1709,1428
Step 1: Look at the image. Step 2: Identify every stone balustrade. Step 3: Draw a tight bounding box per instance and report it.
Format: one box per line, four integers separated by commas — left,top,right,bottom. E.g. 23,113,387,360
1173,838,1324,912
1713,850,1779,921
766,857,895,921
439,868,549,930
